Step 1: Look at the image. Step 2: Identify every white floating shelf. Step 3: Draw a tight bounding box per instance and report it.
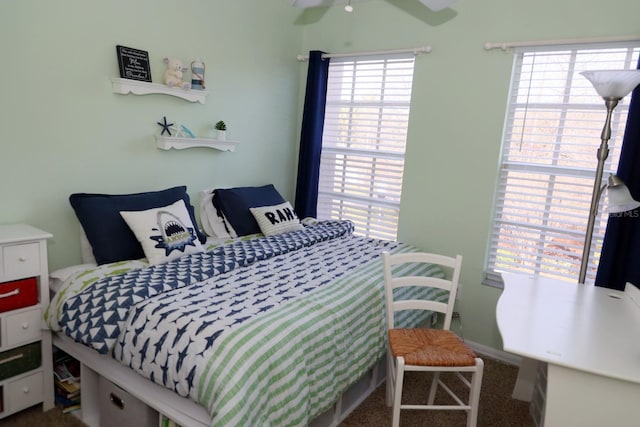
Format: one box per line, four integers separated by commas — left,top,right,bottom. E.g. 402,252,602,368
155,135,238,152
112,78,208,104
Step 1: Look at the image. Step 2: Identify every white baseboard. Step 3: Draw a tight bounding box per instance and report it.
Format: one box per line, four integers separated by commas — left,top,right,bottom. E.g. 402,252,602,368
464,339,522,366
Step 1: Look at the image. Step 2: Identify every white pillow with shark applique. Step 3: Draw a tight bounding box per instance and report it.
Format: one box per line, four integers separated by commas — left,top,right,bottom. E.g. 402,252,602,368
120,199,203,265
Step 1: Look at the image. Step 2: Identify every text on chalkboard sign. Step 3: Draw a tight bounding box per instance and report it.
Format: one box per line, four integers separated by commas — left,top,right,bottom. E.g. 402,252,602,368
116,45,152,82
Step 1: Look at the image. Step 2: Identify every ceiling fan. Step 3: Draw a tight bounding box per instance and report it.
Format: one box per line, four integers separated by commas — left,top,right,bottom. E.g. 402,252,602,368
291,0,457,12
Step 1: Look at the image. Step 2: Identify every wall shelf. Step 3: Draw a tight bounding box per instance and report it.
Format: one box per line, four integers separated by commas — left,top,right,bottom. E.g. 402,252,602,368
155,135,238,152
111,78,208,104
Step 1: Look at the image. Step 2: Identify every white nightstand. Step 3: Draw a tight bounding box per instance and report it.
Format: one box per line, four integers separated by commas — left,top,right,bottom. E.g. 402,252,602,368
0,224,53,418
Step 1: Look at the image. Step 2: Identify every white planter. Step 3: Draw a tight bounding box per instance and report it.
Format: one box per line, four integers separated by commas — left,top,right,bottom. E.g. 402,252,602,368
216,130,226,141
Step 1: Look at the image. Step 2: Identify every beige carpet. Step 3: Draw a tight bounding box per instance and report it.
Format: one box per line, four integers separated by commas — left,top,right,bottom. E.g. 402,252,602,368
3,356,531,427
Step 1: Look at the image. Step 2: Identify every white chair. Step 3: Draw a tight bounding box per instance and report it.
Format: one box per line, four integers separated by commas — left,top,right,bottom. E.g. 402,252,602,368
382,251,484,427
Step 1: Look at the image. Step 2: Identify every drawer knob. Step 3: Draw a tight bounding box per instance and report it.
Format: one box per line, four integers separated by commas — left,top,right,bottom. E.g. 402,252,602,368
22,323,29,330
19,256,27,262
23,386,30,394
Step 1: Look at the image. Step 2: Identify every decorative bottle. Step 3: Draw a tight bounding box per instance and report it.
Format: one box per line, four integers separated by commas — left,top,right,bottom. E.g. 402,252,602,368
191,59,206,90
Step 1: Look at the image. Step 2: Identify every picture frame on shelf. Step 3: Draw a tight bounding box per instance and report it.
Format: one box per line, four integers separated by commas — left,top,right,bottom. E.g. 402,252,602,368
116,45,152,82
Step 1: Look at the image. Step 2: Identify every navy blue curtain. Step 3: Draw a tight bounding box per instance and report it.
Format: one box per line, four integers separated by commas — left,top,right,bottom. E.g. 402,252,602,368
595,58,640,290
294,51,329,219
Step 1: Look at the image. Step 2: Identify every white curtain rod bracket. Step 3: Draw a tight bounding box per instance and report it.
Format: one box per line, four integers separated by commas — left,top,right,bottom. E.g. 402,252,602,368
484,42,511,52
297,45,432,62
484,35,640,52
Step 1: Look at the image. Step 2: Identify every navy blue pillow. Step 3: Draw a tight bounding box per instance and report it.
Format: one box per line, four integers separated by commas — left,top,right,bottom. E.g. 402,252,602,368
212,184,286,236
70,186,206,265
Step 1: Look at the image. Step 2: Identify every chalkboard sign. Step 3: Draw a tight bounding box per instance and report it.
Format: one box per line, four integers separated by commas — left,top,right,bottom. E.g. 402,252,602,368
116,45,152,82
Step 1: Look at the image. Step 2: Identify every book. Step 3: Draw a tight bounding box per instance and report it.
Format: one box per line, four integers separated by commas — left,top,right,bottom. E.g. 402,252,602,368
55,378,80,394
55,383,80,400
55,391,80,407
54,356,80,383
61,403,81,414
53,351,82,412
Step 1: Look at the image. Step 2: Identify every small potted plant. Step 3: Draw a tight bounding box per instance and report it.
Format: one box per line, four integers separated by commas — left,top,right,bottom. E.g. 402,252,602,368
214,120,227,141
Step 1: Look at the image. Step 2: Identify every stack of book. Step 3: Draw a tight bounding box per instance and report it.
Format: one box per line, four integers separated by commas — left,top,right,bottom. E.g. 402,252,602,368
53,352,81,414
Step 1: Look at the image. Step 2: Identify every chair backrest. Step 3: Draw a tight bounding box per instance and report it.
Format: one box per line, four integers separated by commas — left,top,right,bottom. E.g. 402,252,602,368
382,251,462,331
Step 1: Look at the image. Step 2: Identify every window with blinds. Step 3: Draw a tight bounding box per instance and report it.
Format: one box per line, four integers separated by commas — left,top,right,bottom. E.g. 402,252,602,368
317,53,415,240
485,44,640,286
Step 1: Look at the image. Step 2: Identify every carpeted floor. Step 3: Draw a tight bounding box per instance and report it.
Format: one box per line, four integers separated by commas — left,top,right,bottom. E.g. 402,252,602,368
341,356,532,427
2,355,531,427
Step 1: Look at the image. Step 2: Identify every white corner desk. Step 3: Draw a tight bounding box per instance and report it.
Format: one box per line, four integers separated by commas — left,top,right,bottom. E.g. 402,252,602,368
496,273,640,427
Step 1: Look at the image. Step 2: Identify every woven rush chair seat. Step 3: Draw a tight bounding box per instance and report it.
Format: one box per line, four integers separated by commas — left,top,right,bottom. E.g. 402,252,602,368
388,328,477,367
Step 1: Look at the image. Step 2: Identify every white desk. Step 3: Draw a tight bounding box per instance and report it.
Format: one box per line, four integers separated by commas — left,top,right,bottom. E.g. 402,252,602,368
496,273,640,427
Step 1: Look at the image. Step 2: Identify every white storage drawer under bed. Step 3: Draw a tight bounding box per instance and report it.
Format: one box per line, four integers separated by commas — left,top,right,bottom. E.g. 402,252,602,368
98,377,158,427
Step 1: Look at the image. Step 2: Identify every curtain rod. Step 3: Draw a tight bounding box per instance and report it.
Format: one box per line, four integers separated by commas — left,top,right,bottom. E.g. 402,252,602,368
296,46,432,62
484,35,640,51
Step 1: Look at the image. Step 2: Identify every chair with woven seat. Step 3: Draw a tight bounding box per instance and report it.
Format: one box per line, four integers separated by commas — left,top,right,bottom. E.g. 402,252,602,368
381,251,484,427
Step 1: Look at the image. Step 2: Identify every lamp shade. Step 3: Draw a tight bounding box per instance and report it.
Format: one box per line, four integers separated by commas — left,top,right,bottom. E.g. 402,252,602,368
606,175,640,213
581,70,640,99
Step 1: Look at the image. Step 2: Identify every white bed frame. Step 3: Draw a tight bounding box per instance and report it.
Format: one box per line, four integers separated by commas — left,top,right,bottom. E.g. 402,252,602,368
53,333,386,427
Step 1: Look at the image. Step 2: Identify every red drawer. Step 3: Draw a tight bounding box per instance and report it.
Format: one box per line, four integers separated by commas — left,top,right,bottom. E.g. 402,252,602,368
0,278,38,313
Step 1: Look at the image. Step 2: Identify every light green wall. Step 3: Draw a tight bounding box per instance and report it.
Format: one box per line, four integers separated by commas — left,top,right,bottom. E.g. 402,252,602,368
295,0,640,349
2,0,639,352
0,1,303,270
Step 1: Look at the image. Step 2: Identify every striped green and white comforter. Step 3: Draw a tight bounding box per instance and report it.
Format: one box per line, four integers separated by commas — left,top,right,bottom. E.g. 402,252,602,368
197,243,445,426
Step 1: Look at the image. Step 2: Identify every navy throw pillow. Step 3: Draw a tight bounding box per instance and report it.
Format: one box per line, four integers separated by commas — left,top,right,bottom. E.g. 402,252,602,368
212,184,286,236
69,186,206,265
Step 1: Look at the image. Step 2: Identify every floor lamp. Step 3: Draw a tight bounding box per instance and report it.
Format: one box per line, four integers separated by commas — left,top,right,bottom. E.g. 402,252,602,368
578,70,640,284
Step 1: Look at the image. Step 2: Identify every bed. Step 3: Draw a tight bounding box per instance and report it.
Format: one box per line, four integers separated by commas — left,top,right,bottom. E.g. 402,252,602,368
45,185,447,427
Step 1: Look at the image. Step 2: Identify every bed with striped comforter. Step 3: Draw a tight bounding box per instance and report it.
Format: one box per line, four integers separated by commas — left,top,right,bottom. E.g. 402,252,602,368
47,220,446,427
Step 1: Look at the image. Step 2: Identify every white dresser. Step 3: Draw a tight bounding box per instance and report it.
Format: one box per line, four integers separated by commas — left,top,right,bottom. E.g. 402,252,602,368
0,224,53,418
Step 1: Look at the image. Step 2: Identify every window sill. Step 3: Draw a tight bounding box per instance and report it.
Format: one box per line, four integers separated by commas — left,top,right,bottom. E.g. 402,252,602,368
482,271,505,289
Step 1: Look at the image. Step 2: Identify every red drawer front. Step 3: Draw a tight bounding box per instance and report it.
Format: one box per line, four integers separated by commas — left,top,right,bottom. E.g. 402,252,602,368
0,278,38,313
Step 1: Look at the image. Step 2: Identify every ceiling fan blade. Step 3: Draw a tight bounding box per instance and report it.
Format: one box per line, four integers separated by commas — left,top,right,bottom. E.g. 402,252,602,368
291,0,330,8
418,0,457,11
292,0,451,11
291,0,369,8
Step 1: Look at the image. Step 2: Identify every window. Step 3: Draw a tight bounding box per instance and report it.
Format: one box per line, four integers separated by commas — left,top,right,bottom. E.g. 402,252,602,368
485,44,640,286
317,53,415,240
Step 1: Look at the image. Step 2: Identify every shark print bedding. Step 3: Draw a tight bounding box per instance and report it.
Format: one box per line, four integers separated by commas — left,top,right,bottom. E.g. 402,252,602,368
47,220,447,426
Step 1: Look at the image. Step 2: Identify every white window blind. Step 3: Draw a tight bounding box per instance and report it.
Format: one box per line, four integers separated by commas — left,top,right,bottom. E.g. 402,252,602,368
486,44,640,286
317,53,415,240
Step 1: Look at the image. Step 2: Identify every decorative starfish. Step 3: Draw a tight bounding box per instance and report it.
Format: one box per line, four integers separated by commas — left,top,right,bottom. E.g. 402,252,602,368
157,116,174,136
